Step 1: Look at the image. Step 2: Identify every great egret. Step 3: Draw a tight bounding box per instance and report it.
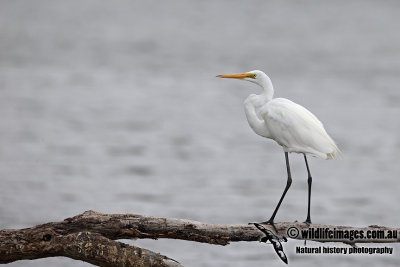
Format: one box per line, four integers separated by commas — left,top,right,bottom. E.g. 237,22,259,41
217,70,339,227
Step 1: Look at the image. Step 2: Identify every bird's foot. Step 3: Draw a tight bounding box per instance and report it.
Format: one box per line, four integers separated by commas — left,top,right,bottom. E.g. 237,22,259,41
303,218,312,226
250,221,287,243
251,219,278,233
302,219,312,246
250,221,289,264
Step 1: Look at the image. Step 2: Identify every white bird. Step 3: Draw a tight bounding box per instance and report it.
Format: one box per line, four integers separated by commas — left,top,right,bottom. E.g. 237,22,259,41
217,70,340,227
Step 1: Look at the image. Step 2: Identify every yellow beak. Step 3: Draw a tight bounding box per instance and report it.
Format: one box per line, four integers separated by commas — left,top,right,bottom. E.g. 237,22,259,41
216,72,256,79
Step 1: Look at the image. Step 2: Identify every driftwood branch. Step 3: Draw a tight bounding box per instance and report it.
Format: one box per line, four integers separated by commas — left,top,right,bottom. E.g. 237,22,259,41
1,210,399,266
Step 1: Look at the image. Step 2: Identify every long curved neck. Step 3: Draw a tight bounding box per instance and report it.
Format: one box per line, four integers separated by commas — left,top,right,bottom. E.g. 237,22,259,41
243,94,271,138
258,75,274,101
242,74,274,138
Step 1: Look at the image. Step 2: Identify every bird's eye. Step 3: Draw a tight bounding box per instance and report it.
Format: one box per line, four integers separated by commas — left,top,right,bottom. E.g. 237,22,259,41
253,74,257,79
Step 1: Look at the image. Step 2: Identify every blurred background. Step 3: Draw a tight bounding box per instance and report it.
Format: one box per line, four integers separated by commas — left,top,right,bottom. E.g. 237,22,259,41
1,0,400,266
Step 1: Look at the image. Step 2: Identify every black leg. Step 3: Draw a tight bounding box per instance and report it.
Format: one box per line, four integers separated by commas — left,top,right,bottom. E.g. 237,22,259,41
262,152,292,229
304,154,312,224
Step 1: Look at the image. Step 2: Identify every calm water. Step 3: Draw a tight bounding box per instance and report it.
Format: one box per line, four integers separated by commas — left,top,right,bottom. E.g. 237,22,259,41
1,1,400,266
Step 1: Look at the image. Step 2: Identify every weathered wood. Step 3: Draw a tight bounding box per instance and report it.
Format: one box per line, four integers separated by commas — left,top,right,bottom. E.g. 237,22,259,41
0,230,180,267
1,210,399,266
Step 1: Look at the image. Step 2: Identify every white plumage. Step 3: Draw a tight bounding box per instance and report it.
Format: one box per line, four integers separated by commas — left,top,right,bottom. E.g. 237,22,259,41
217,69,340,226
219,70,340,159
257,98,339,159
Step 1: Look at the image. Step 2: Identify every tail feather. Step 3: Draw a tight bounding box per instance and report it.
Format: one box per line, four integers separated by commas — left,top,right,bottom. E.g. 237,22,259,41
327,142,341,159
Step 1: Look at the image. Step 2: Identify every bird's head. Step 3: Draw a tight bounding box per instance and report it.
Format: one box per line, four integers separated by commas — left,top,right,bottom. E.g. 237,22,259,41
217,70,271,88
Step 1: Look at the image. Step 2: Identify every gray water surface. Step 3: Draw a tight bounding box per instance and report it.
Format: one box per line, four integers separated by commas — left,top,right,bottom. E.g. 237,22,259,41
1,1,400,266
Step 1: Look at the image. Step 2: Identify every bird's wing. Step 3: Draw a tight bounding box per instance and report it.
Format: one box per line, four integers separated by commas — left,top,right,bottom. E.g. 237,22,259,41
262,98,339,159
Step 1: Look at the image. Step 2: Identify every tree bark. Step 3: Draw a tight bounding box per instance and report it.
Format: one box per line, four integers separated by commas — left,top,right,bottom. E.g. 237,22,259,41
1,210,398,266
